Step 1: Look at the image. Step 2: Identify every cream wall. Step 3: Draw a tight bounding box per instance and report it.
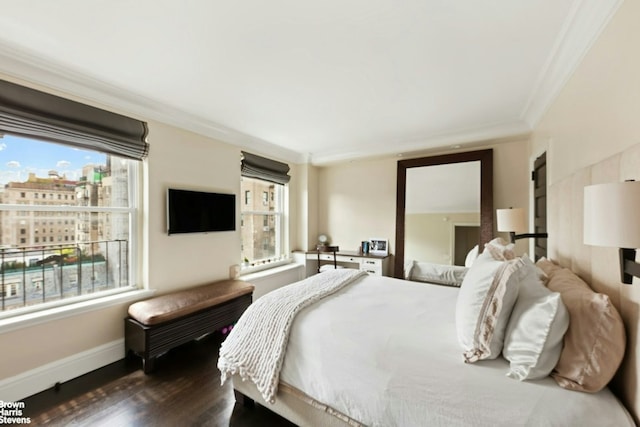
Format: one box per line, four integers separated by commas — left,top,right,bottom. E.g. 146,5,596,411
530,0,640,421
318,157,397,254
291,162,319,251
145,121,243,292
317,139,531,275
405,212,480,264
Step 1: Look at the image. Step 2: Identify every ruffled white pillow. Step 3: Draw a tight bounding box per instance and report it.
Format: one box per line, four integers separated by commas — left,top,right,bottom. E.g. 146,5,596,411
464,244,479,267
503,257,569,380
456,239,522,362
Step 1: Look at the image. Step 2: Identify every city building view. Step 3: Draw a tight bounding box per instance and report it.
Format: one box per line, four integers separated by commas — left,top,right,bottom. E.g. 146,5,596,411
0,135,131,311
240,177,283,266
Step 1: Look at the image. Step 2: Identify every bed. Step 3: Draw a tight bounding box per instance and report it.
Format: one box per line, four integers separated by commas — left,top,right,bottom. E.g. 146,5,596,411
219,246,634,426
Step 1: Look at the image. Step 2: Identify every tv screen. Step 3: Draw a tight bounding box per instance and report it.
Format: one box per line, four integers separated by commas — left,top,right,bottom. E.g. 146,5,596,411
167,188,236,234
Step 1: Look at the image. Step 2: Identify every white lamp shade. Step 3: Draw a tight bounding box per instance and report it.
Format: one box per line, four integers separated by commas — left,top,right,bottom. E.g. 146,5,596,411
496,208,526,232
584,181,640,248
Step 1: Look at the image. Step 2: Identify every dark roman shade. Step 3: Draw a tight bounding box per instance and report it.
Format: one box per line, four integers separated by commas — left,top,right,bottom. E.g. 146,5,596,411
0,79,149,160
241,151,290,185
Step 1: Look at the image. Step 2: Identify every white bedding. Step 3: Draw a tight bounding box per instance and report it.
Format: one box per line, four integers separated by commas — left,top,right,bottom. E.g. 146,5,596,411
218,268,366,403
278,273,633,427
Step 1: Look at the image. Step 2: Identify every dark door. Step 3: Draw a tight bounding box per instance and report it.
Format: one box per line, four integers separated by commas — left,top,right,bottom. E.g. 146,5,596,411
532,152,547,260
454,225,480,266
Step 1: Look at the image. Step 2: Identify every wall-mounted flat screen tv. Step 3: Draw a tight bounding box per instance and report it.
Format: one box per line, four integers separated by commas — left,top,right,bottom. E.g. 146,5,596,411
167,188,236,235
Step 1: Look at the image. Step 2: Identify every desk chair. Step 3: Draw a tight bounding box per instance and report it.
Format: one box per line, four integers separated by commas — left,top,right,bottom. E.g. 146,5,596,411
317,245,339,273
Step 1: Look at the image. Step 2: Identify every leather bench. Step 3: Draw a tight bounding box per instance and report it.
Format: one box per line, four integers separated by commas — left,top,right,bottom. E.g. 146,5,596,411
125,279,254,373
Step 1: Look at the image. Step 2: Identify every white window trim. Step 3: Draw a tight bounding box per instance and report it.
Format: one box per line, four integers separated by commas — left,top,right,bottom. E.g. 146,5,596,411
240,257,293,275
0,155,142,319
240,259,300,282
0,287,154,334
240,179,289,268
128,159,141,292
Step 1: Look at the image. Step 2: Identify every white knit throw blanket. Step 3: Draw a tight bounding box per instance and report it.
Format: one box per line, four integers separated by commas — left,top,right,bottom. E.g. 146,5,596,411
218,268,367,403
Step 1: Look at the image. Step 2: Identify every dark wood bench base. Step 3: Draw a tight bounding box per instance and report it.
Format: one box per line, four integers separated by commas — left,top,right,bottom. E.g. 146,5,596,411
125,293,252,373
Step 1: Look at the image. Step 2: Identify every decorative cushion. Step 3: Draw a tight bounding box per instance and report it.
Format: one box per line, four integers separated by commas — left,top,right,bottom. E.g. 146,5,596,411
535,258,626,392
503,257,569,380
483,237,516,261
456,239,522,363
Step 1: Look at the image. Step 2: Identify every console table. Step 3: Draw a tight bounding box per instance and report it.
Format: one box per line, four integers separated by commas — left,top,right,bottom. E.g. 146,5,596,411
293,250,391,277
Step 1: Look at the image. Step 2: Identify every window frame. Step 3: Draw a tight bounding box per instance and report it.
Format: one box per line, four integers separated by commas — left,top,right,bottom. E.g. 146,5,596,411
0,140,142,320
239,176,289,273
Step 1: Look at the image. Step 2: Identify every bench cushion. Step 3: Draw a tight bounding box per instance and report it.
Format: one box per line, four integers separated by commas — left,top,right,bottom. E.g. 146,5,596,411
128,280,254,326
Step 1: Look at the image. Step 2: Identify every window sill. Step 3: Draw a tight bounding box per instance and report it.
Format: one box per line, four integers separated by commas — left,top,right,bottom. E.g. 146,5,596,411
0,288,155,334
240,260,302,282
240,258,293,276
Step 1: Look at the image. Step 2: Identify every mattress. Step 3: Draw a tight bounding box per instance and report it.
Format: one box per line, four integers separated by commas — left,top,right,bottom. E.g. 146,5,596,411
275,274,633,427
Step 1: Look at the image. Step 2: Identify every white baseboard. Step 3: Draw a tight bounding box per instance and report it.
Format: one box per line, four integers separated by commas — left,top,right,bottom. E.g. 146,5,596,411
0,339,124,402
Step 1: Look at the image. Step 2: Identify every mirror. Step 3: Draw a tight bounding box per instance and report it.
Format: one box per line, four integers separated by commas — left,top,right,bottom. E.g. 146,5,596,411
405,161,481,265
394,149,493,279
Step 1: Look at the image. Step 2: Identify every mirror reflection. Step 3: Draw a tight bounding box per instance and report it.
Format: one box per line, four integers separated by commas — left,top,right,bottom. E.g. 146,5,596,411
394,149,493,281
405,161,480,266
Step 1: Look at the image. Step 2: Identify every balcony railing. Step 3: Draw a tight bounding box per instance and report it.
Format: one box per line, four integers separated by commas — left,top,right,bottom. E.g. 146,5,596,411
0,240,129,312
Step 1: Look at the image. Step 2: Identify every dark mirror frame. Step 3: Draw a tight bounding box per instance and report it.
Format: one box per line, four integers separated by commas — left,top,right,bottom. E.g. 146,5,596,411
394,149,494,279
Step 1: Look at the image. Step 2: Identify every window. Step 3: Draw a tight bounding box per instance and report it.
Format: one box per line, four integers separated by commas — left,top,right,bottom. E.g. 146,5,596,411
0,135,139,313
239,151,290,269
240,177,286,266
0,78,148,316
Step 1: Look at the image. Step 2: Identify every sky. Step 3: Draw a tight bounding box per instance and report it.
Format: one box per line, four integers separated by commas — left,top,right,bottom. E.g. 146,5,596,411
0,134,106,186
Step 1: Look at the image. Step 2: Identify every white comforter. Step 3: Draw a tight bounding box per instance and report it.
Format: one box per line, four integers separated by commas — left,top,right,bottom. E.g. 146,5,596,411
219,269,367,403
279,274,633,427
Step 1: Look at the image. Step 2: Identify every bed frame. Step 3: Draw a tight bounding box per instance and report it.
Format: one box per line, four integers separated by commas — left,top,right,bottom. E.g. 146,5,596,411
233,375,358,427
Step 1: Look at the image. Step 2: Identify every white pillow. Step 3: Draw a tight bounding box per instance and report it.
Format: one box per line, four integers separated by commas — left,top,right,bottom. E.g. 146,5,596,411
484,237,516,261
456,248,523,362
410,261,468,287
503,257,569,380
464,244,479,267
403,259,415,280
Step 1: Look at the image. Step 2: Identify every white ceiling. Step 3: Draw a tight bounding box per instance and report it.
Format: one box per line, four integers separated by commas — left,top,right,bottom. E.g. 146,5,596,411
0,0,621,164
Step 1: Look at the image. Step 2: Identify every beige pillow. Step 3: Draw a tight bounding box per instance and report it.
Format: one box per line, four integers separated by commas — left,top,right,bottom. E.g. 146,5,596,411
535,258,626,392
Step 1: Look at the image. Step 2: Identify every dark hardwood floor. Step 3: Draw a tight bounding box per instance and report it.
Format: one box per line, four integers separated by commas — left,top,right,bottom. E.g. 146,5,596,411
23,332,296,426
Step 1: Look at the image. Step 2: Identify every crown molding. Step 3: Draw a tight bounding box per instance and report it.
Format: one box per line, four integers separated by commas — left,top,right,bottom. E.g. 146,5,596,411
309,120,531,165
521,0,623,127
0,42,306,165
